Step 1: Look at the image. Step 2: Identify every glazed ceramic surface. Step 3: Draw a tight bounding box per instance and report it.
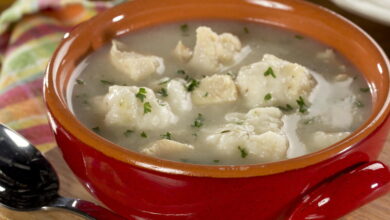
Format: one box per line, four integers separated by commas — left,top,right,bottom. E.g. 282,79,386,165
44,0,390,219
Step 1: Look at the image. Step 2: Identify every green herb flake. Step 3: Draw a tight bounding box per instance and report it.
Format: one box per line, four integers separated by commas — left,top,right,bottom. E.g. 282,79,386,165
158,79,171,85
140,131,147,138
221,130,231,134
354,100,364,108
226,72,236,79
192,113,204,128
192,132,198,137
213,160,220,163
264,67,276,78
264,93,272,101
123,130,134,137
203,92,209,97
160,132,172,140
359,87,370,93
278,104,293,112
92,126,100,133
238,146,248,158
176,69,186,75
186,79,200,92
157,88,168,97
180,24,189,33
76,79,84,85
296,96,308,113
180,158,188,162
143,102,152,114
83,100,89,105
243,27,249,34
135,88,147,102
294,35,304,40
303,118,314,125
100,80,114,85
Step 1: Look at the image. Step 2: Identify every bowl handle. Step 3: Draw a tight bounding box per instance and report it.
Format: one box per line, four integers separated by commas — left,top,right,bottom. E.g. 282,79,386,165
287,161,390,220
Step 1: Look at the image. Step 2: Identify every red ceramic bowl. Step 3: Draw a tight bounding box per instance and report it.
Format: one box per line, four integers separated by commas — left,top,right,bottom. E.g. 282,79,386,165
44,0,390,219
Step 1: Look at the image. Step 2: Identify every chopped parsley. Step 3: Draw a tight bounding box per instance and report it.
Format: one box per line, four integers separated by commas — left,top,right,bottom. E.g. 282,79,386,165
294,35,304,40
191,113,204,128
192,132,198,137
203,92,209,97
226,72,236,79
140,131,147,138
296,96,307,113
238,146,248,158
180,24,189,34
76,79,84,85
180,158,188,162
100,80,114,85
359,87,370,93
157,88,168,97
213,160,220,163
123,130,134,137
158,79,171,85
303,118,314,125
135,88,147,102
160,132,172,140
92,126,100,133
264,67,276,78
143,102,152,114
264,93,272,101
243,27,249,34
83,100,89,105
354,100,364,108
221,130,231,133
176,69,186,75
186,79,200,92
278,104,293,112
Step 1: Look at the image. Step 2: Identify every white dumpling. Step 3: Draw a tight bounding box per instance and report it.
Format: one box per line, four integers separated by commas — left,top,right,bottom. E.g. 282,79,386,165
110,40,165,81
166,79,192,114
306,131,351,150
174,26,244,74
236,54,316,109
103,85,177,130
206,107,288,162
192,75,237,105
141,139,194,160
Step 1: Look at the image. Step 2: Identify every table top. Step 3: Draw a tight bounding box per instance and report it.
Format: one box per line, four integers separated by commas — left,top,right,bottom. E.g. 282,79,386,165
0,0,389,219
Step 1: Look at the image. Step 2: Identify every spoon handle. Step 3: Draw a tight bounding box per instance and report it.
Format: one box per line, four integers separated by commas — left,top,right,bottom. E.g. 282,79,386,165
45,196,127,220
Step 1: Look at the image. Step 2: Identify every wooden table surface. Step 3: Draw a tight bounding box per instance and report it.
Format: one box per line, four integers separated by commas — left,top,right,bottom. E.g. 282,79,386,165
0,0,389,219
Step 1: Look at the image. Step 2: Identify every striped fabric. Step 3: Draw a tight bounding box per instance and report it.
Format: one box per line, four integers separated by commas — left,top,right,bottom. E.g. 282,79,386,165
0,0,124,153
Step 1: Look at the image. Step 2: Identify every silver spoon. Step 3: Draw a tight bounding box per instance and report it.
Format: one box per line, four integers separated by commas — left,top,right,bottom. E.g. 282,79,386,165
0,124,127,220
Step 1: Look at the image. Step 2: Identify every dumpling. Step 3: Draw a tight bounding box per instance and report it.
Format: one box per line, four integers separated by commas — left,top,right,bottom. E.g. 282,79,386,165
165,79,192,114
206,107,288,162
236,54,316,109
305,131,350,150
192,75,237,105
103,85,177,130
141,139,194,161
110,40,165,81
174,26,246,74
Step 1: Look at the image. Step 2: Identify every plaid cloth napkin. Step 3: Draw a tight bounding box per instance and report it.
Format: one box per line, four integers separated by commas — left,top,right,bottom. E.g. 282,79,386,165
0,0,124,153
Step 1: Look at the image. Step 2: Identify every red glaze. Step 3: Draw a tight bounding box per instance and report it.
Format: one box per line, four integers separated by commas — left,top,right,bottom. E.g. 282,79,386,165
44,0,390,219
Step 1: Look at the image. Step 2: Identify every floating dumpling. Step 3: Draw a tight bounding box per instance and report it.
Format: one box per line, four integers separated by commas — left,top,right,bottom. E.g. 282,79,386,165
236,54,316,109
111,40,165,81
103,86,177,130
192,75,237,105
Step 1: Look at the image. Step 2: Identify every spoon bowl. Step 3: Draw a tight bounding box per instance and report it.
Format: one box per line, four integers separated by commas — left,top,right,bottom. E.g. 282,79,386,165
0,124,126,220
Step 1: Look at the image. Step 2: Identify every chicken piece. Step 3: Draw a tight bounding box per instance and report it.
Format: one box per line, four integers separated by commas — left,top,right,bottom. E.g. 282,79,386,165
141,139,194,161
110,40,165,81
174,26,243,74
103,86,177,130
206,107,288,162
306,131,351,150
173,41,192,62
192,75,237,105
166,79,192,114
236,54,316,109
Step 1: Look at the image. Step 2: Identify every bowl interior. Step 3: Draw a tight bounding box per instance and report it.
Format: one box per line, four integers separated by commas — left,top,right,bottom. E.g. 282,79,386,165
44,0,390,177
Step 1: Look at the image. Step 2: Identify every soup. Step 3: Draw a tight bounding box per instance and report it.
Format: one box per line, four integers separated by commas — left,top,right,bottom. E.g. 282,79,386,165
69,21,371,165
